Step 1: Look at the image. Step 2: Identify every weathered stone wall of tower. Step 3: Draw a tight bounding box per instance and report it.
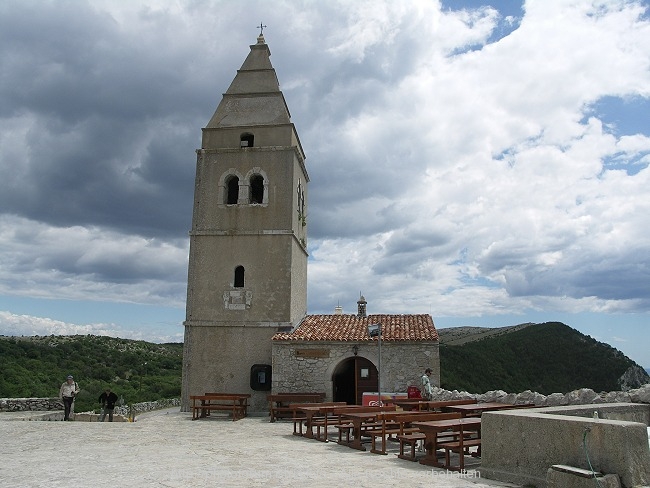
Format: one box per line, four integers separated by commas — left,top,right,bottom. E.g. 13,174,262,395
183,326,275,413
181,35,308,413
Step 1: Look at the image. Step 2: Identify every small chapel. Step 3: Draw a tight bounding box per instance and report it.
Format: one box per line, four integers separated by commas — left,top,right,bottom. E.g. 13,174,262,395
180,34,440,413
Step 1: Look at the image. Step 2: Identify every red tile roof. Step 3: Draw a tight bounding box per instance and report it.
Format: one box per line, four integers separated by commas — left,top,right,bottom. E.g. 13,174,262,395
272,314,438,342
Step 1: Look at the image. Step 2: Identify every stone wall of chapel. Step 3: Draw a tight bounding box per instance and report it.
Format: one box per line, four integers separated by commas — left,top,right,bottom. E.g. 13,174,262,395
271,341,440,401
380,342,440,391
271,342,343,397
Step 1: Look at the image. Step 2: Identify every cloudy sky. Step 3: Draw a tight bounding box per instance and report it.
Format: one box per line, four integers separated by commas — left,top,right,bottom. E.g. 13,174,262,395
1,0,649,369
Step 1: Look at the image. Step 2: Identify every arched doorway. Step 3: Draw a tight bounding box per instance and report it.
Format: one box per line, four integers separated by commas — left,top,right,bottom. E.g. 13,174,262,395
332,356,377,405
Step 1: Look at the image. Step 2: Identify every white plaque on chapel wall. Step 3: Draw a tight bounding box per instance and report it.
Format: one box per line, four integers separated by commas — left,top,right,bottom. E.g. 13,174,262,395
223,290,253,310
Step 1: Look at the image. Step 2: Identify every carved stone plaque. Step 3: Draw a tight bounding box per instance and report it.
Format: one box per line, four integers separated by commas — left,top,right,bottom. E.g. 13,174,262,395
223,290,252,310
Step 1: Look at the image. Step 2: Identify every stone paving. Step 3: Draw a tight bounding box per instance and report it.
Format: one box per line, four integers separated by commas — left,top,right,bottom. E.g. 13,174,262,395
0,408,517,488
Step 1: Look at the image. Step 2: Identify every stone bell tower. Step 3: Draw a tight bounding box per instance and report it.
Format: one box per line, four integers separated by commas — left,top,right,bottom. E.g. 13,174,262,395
181,34,308,412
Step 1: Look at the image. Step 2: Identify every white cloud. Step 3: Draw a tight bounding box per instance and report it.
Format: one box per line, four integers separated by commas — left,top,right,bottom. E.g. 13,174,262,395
0,310,181,343
0,215,188,306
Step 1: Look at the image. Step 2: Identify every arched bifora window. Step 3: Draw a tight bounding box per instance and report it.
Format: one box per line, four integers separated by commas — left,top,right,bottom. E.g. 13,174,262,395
234,266,245,288
226,175,239,204
240,133,254,148
249,174,264,204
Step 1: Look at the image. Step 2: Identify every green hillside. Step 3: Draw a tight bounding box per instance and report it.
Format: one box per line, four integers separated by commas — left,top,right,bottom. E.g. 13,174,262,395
0,335,182,414
1,322,646,411
439,322,642,394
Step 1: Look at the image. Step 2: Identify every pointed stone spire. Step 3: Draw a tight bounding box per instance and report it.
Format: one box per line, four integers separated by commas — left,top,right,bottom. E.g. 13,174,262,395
205,36,291,130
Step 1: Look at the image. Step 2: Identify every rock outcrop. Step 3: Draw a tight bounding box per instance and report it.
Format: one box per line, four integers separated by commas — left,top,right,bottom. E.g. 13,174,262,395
432,383,650,406
618,365,650,391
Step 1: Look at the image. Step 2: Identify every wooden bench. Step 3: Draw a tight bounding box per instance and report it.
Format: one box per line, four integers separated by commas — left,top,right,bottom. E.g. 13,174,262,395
332,406,398,449
397,432,427,461
205,391,250,420
442,437,482,471
190,393,250,421
335,420,384,445
267,393,325,422
370,411,462,455
290,402,347,437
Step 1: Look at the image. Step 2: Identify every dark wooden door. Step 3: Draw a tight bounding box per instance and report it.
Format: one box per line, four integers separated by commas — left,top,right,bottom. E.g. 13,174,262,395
354,356,377,405
332,356,378,405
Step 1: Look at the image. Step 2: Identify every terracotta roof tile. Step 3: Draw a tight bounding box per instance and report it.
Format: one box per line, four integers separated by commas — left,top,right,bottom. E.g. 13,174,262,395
272,314,438,342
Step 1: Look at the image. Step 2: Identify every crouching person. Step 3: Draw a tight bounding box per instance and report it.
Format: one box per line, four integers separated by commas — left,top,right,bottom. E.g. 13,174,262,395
99,388,119,422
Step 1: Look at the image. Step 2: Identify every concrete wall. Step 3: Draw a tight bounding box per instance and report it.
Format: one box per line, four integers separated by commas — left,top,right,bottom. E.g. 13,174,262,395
479,403,650,488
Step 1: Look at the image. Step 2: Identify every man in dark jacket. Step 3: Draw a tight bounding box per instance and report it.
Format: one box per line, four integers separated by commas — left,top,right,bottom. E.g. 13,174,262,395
99,388,119,422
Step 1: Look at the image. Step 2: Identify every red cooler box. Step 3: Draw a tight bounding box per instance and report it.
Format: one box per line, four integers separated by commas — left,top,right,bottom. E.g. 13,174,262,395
362,392,409,406
407,386,422,399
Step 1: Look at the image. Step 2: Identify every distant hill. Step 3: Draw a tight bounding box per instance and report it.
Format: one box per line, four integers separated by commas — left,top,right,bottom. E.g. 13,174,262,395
437,323,535,345
1,324,647,410
438,322,649,394
0,335,182,414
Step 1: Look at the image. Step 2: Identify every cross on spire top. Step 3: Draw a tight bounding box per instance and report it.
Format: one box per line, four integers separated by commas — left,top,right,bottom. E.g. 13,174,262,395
257,22,267,36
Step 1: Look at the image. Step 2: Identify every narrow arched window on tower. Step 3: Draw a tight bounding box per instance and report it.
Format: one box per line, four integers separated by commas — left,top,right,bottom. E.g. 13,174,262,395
226,175,239,204
234,266,245,288
240,133,254,148
249,174,264,204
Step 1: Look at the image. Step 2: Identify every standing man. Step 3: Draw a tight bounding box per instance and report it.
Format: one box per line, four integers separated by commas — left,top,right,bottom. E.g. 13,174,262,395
420,368,434,401
98,388,119,422
59,375,79,421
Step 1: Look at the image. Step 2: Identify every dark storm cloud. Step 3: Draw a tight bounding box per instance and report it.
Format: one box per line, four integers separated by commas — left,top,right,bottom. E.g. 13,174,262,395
0,1,226,239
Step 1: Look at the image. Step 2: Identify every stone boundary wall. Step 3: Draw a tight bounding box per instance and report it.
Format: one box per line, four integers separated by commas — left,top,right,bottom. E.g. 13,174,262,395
0,397,181,414
0,398,63,411
113,398,181,416
2,383,649,414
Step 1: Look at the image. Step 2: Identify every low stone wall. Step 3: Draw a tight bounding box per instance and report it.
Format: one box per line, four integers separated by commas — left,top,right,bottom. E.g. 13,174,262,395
113,398,181,417
0,397,181,418
479,403,650,488
0,398,63,411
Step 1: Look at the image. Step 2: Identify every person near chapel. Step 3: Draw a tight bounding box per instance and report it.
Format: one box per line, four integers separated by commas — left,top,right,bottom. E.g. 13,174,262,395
59,375,80,421
98,387,119,422
420,368,435,401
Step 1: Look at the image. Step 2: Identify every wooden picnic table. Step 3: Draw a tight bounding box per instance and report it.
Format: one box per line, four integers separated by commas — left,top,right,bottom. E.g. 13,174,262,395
412,417,481,471
444,402,531,417
190,393,251,421
368,411,461,455
267,393,325,422
337,406,397,451
291,402,347,440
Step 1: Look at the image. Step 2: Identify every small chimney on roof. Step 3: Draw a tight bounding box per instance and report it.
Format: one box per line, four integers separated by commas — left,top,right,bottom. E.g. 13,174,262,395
357,294,367,317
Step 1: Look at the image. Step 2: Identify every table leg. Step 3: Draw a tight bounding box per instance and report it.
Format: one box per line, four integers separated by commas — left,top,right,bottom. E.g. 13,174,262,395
293,414,305,436
348,420,367,451
304,412,315,439
316,415,329,442
418,431,445,468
